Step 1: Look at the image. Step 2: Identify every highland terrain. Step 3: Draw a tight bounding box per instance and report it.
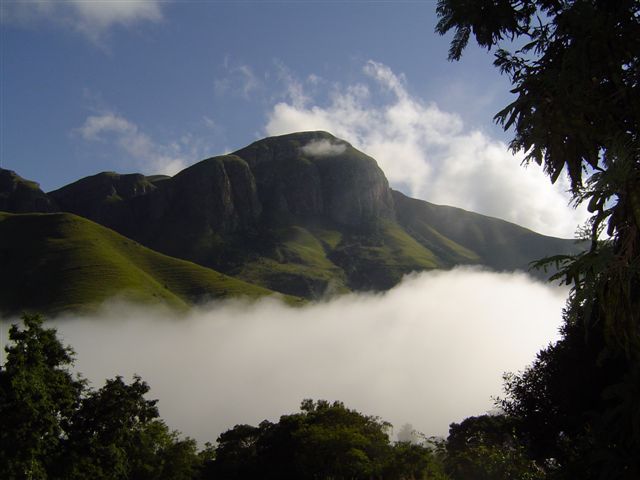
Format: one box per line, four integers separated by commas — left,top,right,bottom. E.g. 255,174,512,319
0,131,581,314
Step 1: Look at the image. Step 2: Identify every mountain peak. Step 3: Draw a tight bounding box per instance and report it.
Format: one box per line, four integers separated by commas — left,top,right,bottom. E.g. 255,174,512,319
233,131,395,226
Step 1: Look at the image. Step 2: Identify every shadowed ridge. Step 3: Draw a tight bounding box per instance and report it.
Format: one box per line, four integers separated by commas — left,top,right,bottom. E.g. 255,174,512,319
0,212,297,316
48,171,157,233
0,167,57,213
392,189,582,273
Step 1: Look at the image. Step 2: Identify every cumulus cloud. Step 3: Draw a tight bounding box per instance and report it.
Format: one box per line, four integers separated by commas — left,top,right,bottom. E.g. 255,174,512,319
1,0,163,43
265,60,589,238
0,268,568,444
74,112,204,175
301,139,347,157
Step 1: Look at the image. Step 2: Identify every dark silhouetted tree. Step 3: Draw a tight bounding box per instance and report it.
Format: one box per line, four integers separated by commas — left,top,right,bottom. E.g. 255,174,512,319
0,314,83,479
207,399,444,480
436,1,640,478
444,415,542,480
0,314,204,480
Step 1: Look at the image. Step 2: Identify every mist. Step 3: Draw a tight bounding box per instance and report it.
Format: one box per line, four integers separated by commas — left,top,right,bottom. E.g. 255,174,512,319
1,267,568,444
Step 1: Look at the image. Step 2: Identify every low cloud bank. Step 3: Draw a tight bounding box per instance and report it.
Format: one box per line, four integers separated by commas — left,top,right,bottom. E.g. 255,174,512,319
1,268,568,444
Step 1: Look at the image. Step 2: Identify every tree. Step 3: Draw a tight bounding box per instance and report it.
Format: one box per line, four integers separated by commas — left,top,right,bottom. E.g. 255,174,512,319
436,0,639,348
207,399,443,480
292,399,392,479
210,423,262,479
61,375,175,479
435,1,640,478
0,314,204,480
499,309,635,479
444,415,543,480
386,441,448,480
0,314,83,479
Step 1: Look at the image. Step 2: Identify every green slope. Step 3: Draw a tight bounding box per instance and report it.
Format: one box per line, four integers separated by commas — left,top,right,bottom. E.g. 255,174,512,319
0,212,294,316
391,190,583,272
232,219,442,295
233,224,350,297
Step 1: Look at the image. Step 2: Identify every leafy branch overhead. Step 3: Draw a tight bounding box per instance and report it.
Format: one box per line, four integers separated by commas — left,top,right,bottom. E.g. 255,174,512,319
437,0,640,349
436,1,640,478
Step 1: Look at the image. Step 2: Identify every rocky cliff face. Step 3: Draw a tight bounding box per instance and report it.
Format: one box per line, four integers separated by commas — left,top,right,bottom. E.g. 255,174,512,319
234,131,395,227
47,156,261,256
9,132,396,239
50,172,157,210
0,168,57,213
165,155,262,234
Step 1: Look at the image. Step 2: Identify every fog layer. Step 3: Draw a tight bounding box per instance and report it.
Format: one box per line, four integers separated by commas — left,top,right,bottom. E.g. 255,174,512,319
1,268,568,443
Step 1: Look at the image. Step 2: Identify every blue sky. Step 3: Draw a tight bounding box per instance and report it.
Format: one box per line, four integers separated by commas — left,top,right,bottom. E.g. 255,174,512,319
1,1,586,237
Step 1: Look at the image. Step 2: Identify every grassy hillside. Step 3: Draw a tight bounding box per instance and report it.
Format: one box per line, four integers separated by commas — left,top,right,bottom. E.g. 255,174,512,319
392,190,583,273
232,219,442,295
0,212,294,316
232,224,350,297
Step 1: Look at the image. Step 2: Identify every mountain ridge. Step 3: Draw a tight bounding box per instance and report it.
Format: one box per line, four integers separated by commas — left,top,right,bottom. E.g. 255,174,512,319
0,131,583,308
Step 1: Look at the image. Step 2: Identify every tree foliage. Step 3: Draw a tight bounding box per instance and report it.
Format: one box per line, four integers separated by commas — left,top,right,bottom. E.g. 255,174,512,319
444,415,543,480
0,314,83,479
499,309,638,479
436,1,640,478
437,0,640,349
0,314,203,480
206,399,446,480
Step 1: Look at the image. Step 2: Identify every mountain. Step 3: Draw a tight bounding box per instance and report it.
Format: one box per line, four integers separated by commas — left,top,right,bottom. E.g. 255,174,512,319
0,131,582,307
0,212,293,316
391,190,579,271
0,168,57,213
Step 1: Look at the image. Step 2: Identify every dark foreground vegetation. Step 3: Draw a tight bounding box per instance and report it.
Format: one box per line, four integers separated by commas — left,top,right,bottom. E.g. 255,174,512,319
2,310,636,480
1,315,449,480
435,0,639,478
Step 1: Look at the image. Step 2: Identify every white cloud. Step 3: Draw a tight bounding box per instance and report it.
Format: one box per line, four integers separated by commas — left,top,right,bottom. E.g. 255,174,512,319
1,0,163,43
301,139,346,157
2,268,568,444
265,60,589,238
215,59,262,100
74,112,200,175
76,112,136,140
70,0,162,28
275,61,311,108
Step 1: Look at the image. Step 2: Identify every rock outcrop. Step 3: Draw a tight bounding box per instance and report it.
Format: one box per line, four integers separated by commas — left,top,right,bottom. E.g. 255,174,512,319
0,168,57,213
165,155,262,234
234,131,395,227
